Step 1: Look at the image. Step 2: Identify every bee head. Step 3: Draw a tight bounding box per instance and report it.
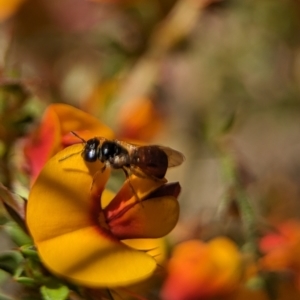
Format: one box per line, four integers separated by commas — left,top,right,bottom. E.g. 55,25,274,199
82,138,100,162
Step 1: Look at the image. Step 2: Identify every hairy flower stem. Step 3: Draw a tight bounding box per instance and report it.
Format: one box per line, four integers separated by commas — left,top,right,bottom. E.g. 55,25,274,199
220,154,276,300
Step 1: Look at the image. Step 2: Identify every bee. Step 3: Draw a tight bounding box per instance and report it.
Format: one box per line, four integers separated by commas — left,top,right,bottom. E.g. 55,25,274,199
69,131,184,178
61,131,185,198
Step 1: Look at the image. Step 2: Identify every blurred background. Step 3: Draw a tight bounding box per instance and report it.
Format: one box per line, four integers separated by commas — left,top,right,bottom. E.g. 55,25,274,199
1,0,300,298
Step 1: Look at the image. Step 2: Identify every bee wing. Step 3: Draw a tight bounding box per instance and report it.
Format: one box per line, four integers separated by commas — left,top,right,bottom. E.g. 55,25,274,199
115,140,185,168
112,140,138,151
158,146,185,167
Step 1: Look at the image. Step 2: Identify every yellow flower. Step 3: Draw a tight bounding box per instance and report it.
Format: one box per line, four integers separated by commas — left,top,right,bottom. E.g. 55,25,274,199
26,105,181,288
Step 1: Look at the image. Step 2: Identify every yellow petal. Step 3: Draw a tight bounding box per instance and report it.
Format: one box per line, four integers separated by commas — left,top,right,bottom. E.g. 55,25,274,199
207,237,242,291
27,144,157,287
38,226,157,287
123,238,167,265
27,144,110,242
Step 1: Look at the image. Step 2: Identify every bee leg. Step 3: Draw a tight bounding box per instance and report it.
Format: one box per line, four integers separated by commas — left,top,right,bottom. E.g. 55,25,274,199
90,164,108,191
128,165,147,179
121,167,141,203
90,170,101,191
129,165,162,182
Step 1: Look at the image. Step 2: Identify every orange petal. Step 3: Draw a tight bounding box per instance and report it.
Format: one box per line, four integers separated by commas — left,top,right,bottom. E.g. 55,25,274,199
162,238,242,300
24,106,62,182
259,221,300,271
24,103,114,183
117,97,164,141
105,182,180,239
103,175,167,220
0,0,25,21
27,145,157,287
260,233,287,253
51,103,114,141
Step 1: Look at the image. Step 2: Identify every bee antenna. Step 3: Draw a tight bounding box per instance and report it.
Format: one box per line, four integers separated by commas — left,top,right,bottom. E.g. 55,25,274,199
59,131,86,162
71,131,86,143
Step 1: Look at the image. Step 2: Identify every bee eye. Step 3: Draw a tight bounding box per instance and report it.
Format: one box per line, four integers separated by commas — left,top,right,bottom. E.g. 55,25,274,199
82,139,100,162
83,148,97,162
87,138,100,149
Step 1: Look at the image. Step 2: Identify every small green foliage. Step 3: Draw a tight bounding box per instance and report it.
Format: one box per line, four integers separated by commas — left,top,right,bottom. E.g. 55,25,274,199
0,250,23,275
246,276,265,290
2,222,32,247
0,184,27,232
14,276,37,287
0,269,8,284
0,292,14,300
40,280,70,300
19,245,39,261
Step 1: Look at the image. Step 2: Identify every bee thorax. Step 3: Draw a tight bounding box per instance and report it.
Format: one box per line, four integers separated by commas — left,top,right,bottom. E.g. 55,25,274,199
109,155,130,168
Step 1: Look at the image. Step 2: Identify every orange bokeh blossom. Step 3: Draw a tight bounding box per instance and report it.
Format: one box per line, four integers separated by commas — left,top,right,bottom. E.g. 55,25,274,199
161,237,242,300
117,97,164,141
259,220,300,288
26,104,181,287
0,0,25,21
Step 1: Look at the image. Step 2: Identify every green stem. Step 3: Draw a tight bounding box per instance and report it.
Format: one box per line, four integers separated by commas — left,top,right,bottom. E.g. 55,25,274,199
220,154,277,300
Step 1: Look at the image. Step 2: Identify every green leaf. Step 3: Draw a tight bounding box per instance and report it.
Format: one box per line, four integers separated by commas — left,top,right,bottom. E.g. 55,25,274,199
0,270,8,286
40,281,69,300
0,251,23,275
2,222,32,247
14,276,36,287
0,184,27,232
20,296,44,300
19,244,39,261
0,292,14,300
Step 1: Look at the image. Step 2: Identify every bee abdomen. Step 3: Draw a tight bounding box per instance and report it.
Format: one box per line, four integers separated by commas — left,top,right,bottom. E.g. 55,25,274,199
132,146,168,179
